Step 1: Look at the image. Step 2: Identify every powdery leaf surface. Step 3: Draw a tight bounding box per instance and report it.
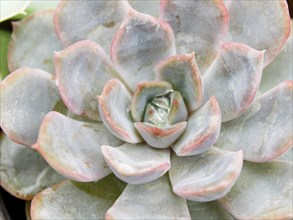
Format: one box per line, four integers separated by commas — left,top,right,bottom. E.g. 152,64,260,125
102,143,170,184
203,42,264,122
134,122,187,149
0,67,60,146
219,161,293,219
106,175,191,219
31,174,126,219
54,0,129,53
8,9,63,73
98,79,142,144
172,97,221,156
128,0,160,17
156,53,203,113
187,200,234,220
169,147,243,202
111,9,176,91
0,134,64,200
225,0,291,66
55,40,121,121
34,112,123,182
259,21,293,93
216,81,293,162
160,0,228,73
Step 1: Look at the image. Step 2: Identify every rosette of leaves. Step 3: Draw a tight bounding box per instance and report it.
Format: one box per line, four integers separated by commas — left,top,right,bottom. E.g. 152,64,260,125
0,1,292,219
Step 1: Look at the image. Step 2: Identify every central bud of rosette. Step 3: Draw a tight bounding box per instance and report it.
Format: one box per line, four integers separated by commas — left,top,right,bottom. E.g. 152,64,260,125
131,81,188,149
144,90,173,127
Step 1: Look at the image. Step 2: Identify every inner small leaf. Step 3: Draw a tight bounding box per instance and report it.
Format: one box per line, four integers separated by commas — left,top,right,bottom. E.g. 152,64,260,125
143,91,173,126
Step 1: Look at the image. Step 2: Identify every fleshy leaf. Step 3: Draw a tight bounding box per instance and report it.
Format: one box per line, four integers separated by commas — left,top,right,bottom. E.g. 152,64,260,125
156,53,203,113
169,147,243,202
31,175,126,219
216,81,293,162
131,81,173,122
98,79,142,143
168,91,188,124
259,21,293,93
101,143,170,184
277,149,292,162
219,161,293,219
128,0,160,17
34,112,123,182
106,175,191,219
0,134,64,200
134,122,187,149
0,68,60,146
203,42,264,122
160,0,228,73
187,200,234,220
111,8,176,91
8,10,63,73
172,97,221,156
55,40,121,121
54,0,129,53
0,0,30,22
225,0,291,66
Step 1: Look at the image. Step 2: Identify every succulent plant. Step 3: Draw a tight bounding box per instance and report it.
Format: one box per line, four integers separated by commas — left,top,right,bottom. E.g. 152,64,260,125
0,0,292,219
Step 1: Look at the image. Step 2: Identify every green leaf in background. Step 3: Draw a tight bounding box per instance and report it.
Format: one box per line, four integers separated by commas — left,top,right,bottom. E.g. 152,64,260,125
0,30,11,80
26,1,59,14
1,1,59,22
0,1,30,22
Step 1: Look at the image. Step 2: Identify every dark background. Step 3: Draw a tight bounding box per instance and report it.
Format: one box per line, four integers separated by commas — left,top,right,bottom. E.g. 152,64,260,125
1,1,293,219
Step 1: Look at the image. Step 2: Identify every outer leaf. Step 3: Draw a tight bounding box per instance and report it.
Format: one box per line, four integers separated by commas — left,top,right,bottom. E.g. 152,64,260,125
277,149,292,162
55,40,121,121
156,53,203,113
172,97,221,156
0,68,60,146
219,161,293,219
187,200,234,220
0,134,64,200
8,10,63,73
111,8,176,91
216,81,293,162
259,21,293,93
169,147,243,202
160,0,228,73
101,143,170,184
54,0,129,53
225,0,291,66
134,122,187,149
106,175,191,219
203,42,264,122
128,0,160,17
34,112,123,182
31,175,126,219
98,79,142,143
